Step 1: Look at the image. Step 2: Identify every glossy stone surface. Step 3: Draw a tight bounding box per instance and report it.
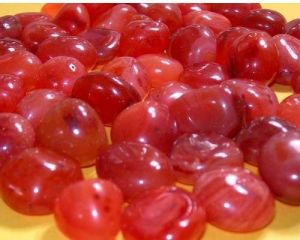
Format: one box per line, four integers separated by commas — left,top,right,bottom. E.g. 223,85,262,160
178,3,211,15
273,34,300,85
122,186,206,240
170,133,243,185
129,14,152,22
241,9,286,36
36,36,97,70
102,57,150,98
170,86,241,137
36,56,87,96
96,142,175,201
111,101,178,153
36,98,108,167
54,3,90,35
133,3,183,33
232,31,279,85
0,38,26,56
221,79,278,124
72,72,141,125
259,130,300,205
137,54,183,88
93,4,137,33
216,27,250,74
278,94,300,129
194,167,275,232
21,21,67,52
16,89,66,129
84,3,115,24
168,25,216,67
0,74,24,112
79,28,120,64
184,10,232,35
210,3,261,26
0,15,22,39
285,18,300,40
15,12,51,28
55,179,123,240
0,113,35,170
0,147,83,215
41,3,64,18
145,81,192,108
179,62,228,88
236,116,295,166
0,50,42,90
119,20,170,57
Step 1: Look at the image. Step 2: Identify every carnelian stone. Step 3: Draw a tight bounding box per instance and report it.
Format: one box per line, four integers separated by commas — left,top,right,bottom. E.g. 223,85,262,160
137,54,183,88
16,89,66,129
111,101,178,153
194,168,275,232
36,98,107,167
96,142,175,201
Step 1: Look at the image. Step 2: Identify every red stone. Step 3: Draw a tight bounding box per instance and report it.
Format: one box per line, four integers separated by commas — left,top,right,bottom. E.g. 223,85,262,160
0,50,42,91
15,12,51,28
0,113,35,170
96,142,175,201
0,15,22,39
111,101,178,153
36,98,108,167
54,3,90,35
292,74,300,93
36,36,97,70
170,133,243,185
119,20,170,57
137,54,183,88
179,62,228,88
178,3,211,15
36,56,87,96
55,179,123,240
21,21,67,52
273,34,300,85
236,116,295,166
0,74,24,112
93,4,137,33
133,3,183,33
221,79,278,124
0,38,26,56
72,72,141,125
184,10,232,35
168,25,216,67
0,147,83,215
216,27,250,74
129,14,152,22
84,3,115,25
278,94,300,129
241,9,286,36
286,18,300,40
79,28,120,65
122,186,206,240
16,89,66,129
145,81,192,108
210,3,261,26
259,130,300,205
194,167,275,232
232,31,279,85
41,3,64,18
170,86,241,137
102,57,150,98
